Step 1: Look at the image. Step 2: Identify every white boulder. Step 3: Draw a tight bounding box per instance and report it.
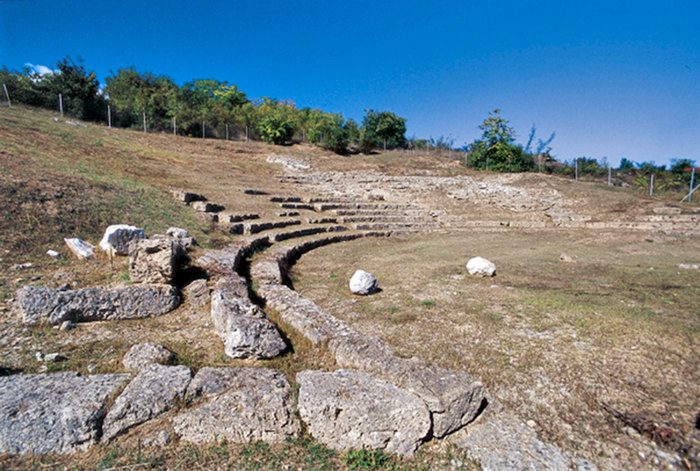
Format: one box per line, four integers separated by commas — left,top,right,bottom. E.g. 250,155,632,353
166,227,190,239
349,270,378,295
99,225,146,255
64,238,95,260
466,257,496,277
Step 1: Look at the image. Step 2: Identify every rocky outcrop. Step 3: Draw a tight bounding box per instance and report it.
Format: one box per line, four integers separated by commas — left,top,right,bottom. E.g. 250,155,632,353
99,224,146,255
0,372,130,454
297,369,431,457
175,367,300,444
15,284,180,325
129,239,176,284
102,364,191,443
122,342,174,372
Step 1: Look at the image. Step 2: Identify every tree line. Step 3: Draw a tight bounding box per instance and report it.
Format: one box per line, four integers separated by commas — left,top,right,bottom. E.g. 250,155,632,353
0,57,407,155
1,57,693,181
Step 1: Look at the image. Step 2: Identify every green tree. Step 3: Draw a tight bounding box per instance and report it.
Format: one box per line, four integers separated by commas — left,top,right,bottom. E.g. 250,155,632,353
41,56,105,121
359,110,407,153
619,158,635,170
467,109,533,172
255,98,298,145
105,69,178,130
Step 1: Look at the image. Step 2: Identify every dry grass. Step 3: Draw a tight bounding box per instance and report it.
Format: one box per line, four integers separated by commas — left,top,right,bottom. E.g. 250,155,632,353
1,104,698,469
293,230,699,468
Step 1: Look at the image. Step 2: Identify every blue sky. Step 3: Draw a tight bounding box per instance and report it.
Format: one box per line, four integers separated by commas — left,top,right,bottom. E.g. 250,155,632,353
1,0,698,167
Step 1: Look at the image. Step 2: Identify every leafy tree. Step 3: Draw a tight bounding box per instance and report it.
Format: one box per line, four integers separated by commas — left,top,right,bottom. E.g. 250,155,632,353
28,56,106,121
619,158,635,170
467,109,533,172
359,110,406,153
670,158,696,182
105,69,178,130
256,98,298,145
637,161,665,174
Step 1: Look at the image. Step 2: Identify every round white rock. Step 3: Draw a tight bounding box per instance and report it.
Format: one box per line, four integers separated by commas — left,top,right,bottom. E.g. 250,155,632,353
466,257,496,277
349,270,378,295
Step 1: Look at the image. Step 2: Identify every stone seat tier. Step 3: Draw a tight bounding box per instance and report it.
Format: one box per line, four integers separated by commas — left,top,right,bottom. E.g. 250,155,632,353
270,196,303,203
332,208,426,216
352,222,439,231
340,215,434,223
248,231,485,438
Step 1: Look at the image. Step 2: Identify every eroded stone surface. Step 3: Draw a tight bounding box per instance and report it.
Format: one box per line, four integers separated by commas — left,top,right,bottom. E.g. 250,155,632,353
64,238,95,260
129,239,176,284
122,342,174,372
0,372,130,454
15,284,180,325
184,279,210,307
102,364,191,443
223,315,287,359
297,369,431,457
449,414,592,471
329,332,485,438
99,224,146,255
175,367,300,444
185,367,287,400
211,289,285,359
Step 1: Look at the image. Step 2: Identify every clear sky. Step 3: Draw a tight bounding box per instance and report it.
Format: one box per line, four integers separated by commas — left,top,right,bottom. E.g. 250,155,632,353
1,0,698,167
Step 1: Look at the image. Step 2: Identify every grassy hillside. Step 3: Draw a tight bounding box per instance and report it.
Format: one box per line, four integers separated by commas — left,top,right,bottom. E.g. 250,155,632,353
0,104,698,470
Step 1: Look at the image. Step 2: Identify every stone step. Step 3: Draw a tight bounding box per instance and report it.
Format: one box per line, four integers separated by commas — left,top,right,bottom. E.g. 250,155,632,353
244,219,302,234
270,196,303,203
306,197,358,204
638,214,699,222
191,201,225,213
243,189,269,195
280,203,315,211
218,213,259,223
315,203,419,212
306,217,339,224
332,208,425,216
278,211,300,217
340,216,432,224
271,225,348,243
353,222,438,231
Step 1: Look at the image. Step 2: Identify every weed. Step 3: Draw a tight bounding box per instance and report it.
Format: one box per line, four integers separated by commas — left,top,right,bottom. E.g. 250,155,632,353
95,445,122,470
388,306,399,313
343,448,392,469
421,300,435,307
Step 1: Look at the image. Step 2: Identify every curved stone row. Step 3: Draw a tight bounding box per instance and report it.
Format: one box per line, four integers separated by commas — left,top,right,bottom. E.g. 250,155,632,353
244,232,486,442
234,227,596,467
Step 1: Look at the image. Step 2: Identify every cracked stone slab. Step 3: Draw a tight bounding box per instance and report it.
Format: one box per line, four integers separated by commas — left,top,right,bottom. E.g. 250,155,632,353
211,288,285,359
0,371,130,454
329,331,485,438
122,342,174,372
102,364,191,443
449,414,596,471
297,369,431,457
15,284,180,325
175,367,300,444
